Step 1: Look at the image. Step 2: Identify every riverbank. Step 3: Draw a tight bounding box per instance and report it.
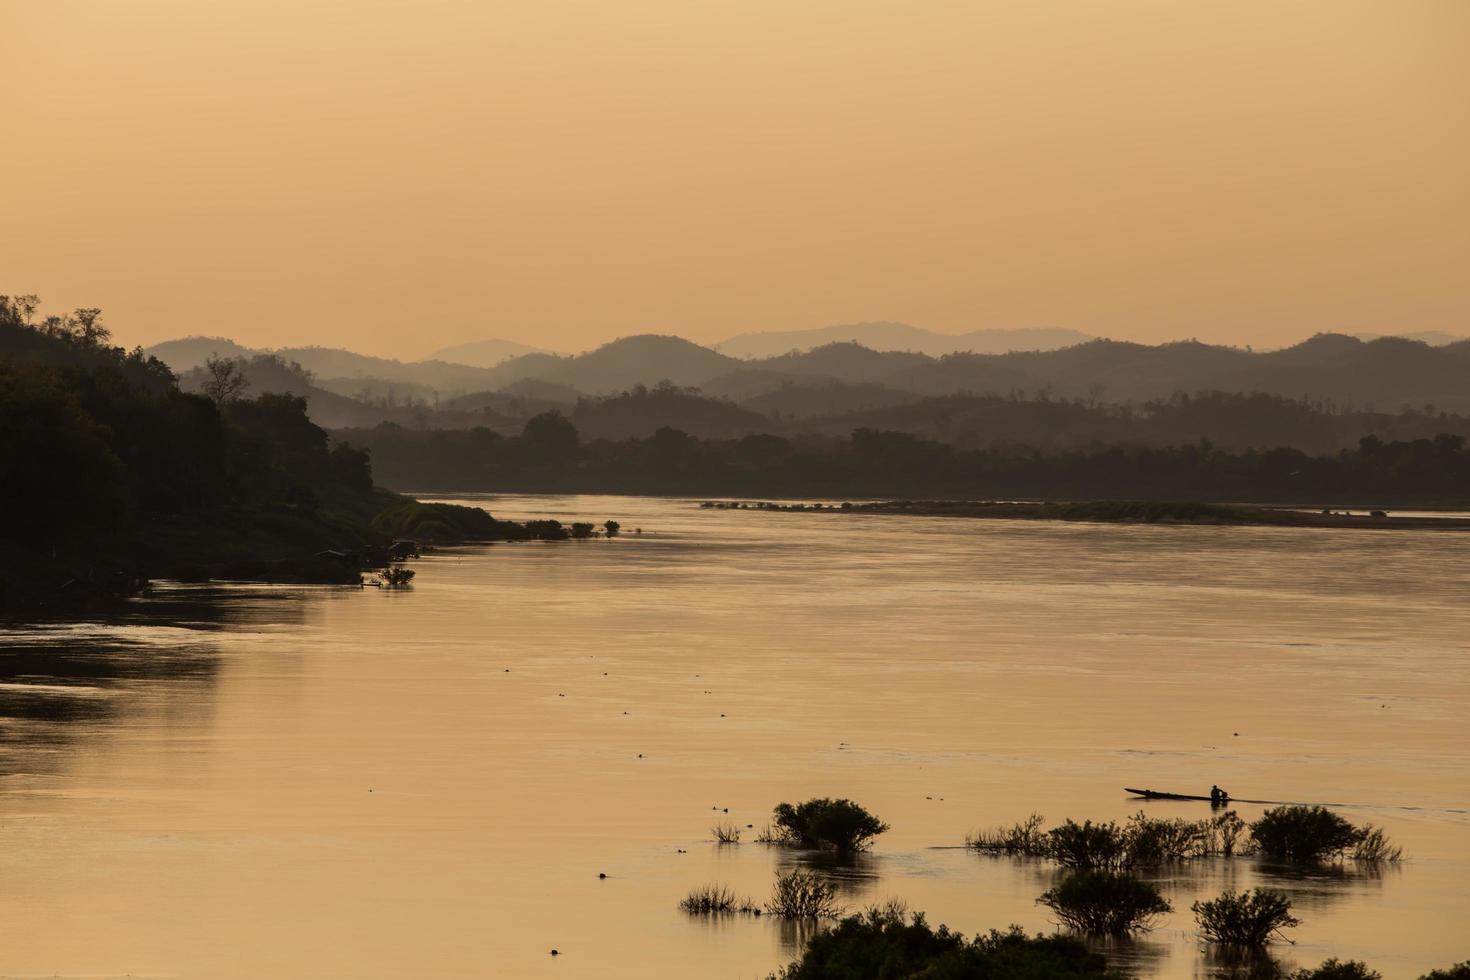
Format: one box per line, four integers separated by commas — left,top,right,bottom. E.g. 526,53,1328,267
1,496,610,618
703,498,1470,530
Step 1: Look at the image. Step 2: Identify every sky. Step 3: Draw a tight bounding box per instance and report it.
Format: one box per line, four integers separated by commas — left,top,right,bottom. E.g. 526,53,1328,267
2,1,1467,359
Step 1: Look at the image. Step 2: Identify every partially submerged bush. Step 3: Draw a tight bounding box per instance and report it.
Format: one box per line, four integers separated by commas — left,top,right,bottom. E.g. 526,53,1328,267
967,813,1049,855
679,884,745,914
1124,812,1210,864
1193,888,1300,946
378,565,414,587
1048,820,1133,871
769,910,1124,980
1207,810,1253,857
968,810,1254,865
1038,870,1172,935
1250,806,1397,862
1351,825,1402,862
772,798,889,852
766,869,842,919
1290,960,1382,980
712,822,742,844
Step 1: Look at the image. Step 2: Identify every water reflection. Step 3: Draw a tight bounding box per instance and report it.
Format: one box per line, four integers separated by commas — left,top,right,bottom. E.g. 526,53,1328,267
0,495,1464,979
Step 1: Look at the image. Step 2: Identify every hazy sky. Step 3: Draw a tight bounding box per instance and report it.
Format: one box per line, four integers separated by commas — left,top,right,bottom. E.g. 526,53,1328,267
3,1,1467,359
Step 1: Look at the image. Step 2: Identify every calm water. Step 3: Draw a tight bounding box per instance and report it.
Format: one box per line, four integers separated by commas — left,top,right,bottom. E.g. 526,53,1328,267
2,495,1467,979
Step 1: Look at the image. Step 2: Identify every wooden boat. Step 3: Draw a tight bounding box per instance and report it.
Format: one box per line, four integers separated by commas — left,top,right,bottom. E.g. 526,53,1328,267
1125,787,1220,802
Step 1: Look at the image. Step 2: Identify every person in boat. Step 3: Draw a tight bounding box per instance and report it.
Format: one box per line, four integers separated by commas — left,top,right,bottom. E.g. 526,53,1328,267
1210,785,1230,804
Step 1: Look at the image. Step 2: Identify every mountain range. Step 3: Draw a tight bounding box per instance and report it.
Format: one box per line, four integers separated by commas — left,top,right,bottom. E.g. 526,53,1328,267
714,322,1093,358
146,330,1470,435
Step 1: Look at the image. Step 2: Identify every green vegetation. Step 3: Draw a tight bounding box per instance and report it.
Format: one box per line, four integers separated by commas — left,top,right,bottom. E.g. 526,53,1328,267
1418,964,1470,979
1250,806,1400,863
1192,889,1300,946
765,870,842,919
768,909,1125,980
771,798,890,852
1037,870,1172,935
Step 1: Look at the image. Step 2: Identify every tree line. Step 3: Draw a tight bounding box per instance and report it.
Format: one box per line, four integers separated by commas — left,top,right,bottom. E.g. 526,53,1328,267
339,412,1470,506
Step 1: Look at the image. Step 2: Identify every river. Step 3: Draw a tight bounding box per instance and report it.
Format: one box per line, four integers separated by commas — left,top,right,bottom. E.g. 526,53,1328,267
1,494,1466,978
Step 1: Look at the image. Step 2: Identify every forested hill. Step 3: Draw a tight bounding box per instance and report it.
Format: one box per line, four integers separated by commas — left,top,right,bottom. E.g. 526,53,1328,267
0,297,509,613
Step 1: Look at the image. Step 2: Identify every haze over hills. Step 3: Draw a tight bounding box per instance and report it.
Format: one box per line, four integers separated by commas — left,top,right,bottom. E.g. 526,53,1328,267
148,330,1470,438
148,337,518,401
716,322,1094,359
426,338,561,367
1352,331,1468,346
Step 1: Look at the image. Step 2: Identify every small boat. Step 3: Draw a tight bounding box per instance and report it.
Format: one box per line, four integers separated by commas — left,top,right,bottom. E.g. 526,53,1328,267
1125,787,1220,802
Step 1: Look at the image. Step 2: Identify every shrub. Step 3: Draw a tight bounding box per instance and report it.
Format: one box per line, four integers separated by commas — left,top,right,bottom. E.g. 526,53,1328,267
679,884,742,914
1038,870,1172,935
772,798,889,852
1125,812,1209,864
1048,820,1132,871
1290,960,1382,980
1250,806,1372,862
1419,964,1470,980
712,822,742,844
379,566,414,587
1351,825,1402,862
1208,811,1253,857
1193,888,1300,946
768,911,1124,980
967,813,1049,855
766,870,842,919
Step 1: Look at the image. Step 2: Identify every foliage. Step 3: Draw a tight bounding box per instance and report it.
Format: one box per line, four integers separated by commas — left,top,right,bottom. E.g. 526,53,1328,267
967,813,1049,855
370,500,501,541
1047,820,1133,871
711,822,742,844
1192,889,1300,946
1418,964,1470,980
769,909,1124,980
679,884,747,914
336,401,1470,507
766,870,842,919
378,566,415,587
1289,960,1382,980
1249,806,1395,863
1351,825,1403,862
772,798,890,852
1038,870,1172,935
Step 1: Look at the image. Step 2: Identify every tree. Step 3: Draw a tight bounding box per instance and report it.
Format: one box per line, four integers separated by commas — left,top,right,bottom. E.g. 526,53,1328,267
520,411,579,456
201,355,250,405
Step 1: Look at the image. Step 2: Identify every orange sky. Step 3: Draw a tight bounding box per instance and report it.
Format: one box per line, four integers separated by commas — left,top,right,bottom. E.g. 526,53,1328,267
3,1,1467,358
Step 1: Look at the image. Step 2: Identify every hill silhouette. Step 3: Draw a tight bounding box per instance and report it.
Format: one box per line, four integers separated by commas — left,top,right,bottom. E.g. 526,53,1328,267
426,337,559,366
717,322,1093,358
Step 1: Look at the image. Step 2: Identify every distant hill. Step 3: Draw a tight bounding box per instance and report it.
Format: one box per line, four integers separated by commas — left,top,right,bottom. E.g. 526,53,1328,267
1352,331,1467,346
154,329,1470,432
427,337,560,367
145,336,256,372
147,338,512,397
717,322,1092,358
535,334,739,393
